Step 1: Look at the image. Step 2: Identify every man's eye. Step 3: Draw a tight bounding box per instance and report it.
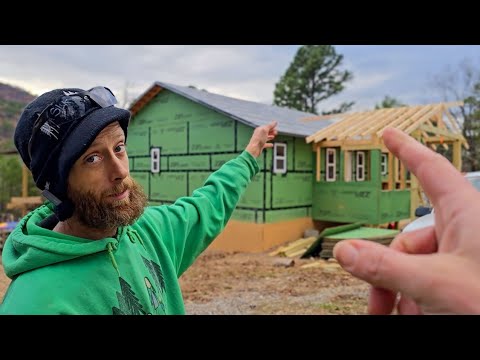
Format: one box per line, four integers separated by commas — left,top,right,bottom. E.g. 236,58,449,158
86,155,101,163
115,144,126,153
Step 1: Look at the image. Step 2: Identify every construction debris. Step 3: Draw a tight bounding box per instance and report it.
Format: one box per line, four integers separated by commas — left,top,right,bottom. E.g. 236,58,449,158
268,222,399,260
268,236,317,258
272,258,295,268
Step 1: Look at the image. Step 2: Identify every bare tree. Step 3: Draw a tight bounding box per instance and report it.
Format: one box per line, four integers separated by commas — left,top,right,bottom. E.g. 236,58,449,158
120,80,136,108
430,59,480,171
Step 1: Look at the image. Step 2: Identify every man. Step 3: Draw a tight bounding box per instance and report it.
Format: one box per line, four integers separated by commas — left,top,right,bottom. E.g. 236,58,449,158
0,86,277,315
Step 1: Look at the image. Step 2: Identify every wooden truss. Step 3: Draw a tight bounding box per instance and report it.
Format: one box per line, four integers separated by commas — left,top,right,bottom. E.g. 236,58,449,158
305,101,468,151
305,102,468,216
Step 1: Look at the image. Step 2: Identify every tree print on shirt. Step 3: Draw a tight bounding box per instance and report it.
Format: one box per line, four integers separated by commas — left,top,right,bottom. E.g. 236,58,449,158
112,277,147,315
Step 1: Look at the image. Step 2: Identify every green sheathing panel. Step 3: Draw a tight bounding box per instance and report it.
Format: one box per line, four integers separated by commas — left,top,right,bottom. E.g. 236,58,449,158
134,157,151,171
129,90,262,222
378,190,410,223
271,173,312,207
313,149,382,223
263,134,313,223
134,173,149,198
169,155,210,170
236,122,254,150
302,222,364,258
127,127,149,157
265,207,310,222
129,91,315,224
326,227,399,239
231,209,258,222
294,137,314,170
313,182,379,223
151,173,187,201
189,114,234,154
238,173,264,208
187,172,210,193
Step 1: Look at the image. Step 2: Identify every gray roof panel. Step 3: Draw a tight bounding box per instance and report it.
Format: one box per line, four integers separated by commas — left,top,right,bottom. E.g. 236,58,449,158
154,81,334,138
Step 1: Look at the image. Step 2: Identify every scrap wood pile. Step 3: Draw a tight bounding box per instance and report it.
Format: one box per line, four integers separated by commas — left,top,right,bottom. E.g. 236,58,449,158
319,231,395,259
267,235,341,271
268,222,399,261
269,236,317,258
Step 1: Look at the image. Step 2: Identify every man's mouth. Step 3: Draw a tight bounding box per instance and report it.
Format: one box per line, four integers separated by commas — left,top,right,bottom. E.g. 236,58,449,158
109,189,130,200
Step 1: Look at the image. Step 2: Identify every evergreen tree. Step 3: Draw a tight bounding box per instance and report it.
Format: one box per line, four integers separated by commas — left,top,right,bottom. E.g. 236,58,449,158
273,45,354,115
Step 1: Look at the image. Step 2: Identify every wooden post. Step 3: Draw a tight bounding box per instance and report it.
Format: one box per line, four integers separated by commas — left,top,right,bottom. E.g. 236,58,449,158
452,140,462,171
316,145,321,182
400,162,406,190
388,152,394,190
410,174,420,218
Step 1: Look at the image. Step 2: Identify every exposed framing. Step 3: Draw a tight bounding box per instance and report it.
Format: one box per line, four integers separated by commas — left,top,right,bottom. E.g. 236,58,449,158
306,101,468,217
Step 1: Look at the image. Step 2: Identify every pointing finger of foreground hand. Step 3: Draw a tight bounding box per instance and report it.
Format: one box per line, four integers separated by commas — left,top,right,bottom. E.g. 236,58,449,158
382,127,476,213
333,239,438,298
389,226,437,254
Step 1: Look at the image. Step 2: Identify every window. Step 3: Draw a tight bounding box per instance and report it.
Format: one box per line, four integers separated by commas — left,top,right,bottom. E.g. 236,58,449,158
381,153,388,176
273,143,287,174
356,151,365,181
326,148,336,181
151,147,160,174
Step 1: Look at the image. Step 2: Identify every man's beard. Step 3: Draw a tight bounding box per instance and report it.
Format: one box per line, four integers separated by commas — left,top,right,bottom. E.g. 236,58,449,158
68,177,147,230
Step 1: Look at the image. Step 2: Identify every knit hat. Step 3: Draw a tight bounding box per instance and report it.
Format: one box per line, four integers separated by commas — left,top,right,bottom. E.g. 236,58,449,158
14,86,131,221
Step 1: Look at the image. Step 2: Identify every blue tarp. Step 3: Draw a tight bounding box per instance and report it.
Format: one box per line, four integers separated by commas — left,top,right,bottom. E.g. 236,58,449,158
0,221,18,231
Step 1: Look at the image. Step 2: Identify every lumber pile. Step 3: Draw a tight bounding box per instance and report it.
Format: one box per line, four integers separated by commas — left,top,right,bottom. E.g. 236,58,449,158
319,234,394,259
269,236,317,258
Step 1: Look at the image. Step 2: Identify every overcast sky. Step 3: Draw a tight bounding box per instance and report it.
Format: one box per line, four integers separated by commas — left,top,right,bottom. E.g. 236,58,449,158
1,45,479,112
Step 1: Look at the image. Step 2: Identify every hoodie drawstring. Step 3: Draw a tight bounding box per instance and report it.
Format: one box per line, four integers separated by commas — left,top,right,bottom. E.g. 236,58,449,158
106,228,147,277
107,242,120,277
127,228,146,250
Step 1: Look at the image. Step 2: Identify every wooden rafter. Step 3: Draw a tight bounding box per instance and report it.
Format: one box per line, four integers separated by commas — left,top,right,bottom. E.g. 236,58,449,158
306,101,466,149
129,84,163,117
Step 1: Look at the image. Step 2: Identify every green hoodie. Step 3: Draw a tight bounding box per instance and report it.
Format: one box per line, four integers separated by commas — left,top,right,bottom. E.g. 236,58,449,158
0,151,259,315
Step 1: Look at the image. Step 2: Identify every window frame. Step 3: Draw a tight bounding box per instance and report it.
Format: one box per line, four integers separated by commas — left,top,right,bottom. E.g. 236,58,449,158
273,143,287,174
151,147,160,174
356,151,366,181
326,148,336,182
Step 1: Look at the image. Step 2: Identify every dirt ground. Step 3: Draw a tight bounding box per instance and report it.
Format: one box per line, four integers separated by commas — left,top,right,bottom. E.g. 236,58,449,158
0,249,370,315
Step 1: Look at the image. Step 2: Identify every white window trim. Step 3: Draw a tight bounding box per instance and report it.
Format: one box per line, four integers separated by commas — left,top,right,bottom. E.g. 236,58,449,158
326,148,336,182
356,151,365,181
273,143,287,174
381,153,388,176
151,147,160,174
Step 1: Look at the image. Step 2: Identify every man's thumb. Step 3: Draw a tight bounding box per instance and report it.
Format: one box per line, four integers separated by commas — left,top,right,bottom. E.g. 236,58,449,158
333,239,432,298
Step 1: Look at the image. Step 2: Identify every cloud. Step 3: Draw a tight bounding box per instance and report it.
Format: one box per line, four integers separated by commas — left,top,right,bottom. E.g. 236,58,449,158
0,45,300,107
1,45,479,114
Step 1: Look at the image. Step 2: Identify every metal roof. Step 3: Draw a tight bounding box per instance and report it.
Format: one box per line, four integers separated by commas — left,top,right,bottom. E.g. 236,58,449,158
129,81,334,138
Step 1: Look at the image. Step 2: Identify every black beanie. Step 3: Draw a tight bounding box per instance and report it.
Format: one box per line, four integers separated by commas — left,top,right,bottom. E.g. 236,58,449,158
14,87,131,221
